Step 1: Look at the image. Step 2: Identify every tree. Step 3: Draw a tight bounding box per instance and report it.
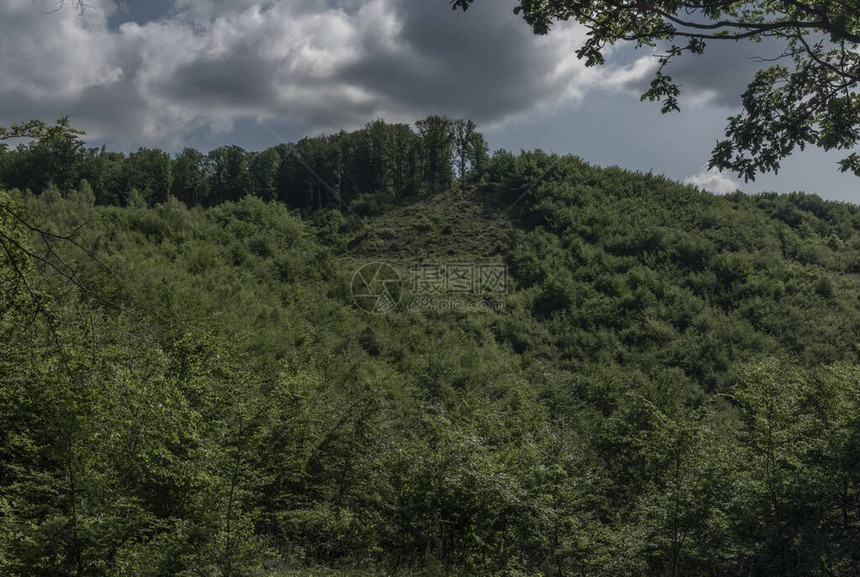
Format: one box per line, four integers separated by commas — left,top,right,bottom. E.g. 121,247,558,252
0,118,102,322
354,120,423,196
275,138,340,210
0,117,84,144
171,148,211,207
730,359,860,573
208,145,249,204
80,147,126,205
416,115,455,193
124,148,172,206
452,119,488,184
246,147,280,202
452,0,860,181
1,118,86,195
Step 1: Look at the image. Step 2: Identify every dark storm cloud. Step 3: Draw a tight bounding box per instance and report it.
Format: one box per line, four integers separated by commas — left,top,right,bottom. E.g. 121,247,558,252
0,0,652,146
672,39,786,108
158,49,279,109
337,0,576,123
620,37,787,109
108,0,174,28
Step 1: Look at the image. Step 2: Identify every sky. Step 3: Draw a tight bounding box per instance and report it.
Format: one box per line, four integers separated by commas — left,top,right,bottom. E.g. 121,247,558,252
1,0,858,202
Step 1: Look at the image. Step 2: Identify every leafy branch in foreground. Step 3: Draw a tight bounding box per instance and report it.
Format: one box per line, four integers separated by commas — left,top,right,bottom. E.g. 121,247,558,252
0,117,85,143
451,0,860,181
0,118,131,327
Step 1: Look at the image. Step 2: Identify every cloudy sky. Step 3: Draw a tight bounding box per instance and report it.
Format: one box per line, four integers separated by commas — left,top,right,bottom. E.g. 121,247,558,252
2,0,858,202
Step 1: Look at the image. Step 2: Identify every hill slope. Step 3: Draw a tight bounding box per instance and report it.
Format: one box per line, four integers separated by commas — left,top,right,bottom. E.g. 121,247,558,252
2,152,860,576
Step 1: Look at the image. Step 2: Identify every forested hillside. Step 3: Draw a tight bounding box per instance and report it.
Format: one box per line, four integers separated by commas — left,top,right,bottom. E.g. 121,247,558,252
2,118,860,576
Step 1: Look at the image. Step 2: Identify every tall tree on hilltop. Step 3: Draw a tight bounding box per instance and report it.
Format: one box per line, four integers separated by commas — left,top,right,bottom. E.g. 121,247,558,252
416,115,455,194
208,145,249,204
172,148,211,207
247,148,281,202
452,119,489,185
124,148,172,206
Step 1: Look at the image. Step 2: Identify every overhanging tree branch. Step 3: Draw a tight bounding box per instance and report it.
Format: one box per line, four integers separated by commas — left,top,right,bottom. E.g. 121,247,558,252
452,0,860,181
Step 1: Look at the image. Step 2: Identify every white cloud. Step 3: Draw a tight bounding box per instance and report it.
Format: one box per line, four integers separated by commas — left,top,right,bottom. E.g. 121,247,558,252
0,0,121,101
684,167,738,195
596,52,658,92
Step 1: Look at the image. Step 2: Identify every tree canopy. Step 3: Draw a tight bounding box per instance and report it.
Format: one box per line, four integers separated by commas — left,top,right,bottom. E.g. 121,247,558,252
5,138,860,574
452,0,860,181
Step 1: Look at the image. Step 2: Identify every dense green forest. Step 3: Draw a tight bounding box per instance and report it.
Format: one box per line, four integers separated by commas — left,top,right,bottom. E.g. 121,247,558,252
3,117,860,576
